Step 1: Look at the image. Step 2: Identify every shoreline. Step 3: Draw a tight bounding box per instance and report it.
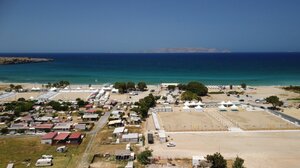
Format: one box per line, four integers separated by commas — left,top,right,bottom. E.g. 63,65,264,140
0,82,292,87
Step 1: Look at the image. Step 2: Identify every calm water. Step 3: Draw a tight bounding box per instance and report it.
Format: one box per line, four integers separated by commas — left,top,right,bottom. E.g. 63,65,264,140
0,53,300,85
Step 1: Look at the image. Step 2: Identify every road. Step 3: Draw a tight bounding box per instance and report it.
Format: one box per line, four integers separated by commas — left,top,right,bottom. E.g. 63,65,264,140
76,111,111,168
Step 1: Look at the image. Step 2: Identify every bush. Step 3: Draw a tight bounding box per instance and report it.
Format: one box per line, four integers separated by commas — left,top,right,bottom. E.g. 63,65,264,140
137,149,152,165
232,156,245,168
206,152,227,168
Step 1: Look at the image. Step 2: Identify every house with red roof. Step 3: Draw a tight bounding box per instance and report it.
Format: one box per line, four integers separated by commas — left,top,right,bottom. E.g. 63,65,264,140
68,132,83,144
41,132,58,144
53,132,70,144
34,124,54,133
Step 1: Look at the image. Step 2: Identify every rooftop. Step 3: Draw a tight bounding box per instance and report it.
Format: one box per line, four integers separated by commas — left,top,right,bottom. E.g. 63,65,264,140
69,132,82,139
42,132,58,139
54,132,70,140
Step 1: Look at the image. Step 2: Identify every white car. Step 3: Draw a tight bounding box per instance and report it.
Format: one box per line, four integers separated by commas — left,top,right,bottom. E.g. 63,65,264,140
167,142,176,147
42,155,53,159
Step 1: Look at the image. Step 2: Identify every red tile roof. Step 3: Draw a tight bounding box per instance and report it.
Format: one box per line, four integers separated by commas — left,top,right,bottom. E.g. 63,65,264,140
54,133,70,140
42,132,58,140
69,132,82,139
35,124,54,129
86,109,97,113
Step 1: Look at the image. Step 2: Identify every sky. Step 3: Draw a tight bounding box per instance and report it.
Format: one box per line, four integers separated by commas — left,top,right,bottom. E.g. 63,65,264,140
0,0,300,53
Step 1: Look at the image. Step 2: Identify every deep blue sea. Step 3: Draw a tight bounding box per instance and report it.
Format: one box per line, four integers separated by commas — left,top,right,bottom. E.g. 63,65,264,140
0,53,300,85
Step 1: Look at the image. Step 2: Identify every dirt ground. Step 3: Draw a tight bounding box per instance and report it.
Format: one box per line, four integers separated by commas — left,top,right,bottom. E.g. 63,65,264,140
223,111,299,130
149,131,300,168
158,111,226,132
52,92,92,101
281,108,300,120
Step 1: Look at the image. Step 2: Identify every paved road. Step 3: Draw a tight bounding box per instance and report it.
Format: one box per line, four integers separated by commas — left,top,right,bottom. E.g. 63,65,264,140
0,92,16,100
76,111,111,168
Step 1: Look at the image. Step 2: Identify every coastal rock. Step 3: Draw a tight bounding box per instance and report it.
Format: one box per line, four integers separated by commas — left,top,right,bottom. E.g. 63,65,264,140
0,57,53,65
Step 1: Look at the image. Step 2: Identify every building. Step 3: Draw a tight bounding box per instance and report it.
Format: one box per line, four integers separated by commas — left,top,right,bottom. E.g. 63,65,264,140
68,132,82,144
53,132,70,144
74,123,87,131
53,123,72,131
158,130,167,143
108,119,124,127
8,123,29,134
121,133,139,143
192,155,205,167
34,124,54,133
115,150,134,160
113,127,125,137
82,114,99,121
41,132,58,144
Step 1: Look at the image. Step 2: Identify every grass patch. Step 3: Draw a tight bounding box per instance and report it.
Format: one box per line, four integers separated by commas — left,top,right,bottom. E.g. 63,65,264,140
283,86,300,93
0,135,90,168
287,98,300,101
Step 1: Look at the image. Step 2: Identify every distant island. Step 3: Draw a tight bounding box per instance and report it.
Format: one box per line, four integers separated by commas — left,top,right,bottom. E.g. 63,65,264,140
0,57,53,65
147,47,230,53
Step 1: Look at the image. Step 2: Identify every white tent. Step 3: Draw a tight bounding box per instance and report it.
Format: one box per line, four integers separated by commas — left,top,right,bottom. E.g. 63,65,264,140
184,101,190,106
190,101,197,106
195,105,203,112
226,101,233,107
196,101,204,106
231,104,239,111
183,106,190,112
218,105,227,111
219,101,225,105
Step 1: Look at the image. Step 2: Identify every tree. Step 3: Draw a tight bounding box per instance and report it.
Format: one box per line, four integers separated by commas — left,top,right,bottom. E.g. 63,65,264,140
241,83,247,90
127,81,136,91
186,81,208,96
265,96,283,109
18,97,26,102
206,152,227,168
181,91,199,101
1,127,8,134
232,156,245,168
114,82,127,94
137,82,147,91
167,85,176,91
178,83,187,90
137,149,152,165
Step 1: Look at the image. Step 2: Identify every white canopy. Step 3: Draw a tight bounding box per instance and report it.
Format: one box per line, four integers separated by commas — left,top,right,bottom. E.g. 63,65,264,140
183,106,190,109
226,101,233,105
196,101,204,106
219,101,225,105
231,104,238,110
195,105,203,109
184,101,190,106
190,101,197,106
218,105,226,109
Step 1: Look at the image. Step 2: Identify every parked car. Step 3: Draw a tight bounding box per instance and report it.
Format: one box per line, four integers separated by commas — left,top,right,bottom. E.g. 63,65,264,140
56,146,68,153
167,142,176,147
42,155,53,159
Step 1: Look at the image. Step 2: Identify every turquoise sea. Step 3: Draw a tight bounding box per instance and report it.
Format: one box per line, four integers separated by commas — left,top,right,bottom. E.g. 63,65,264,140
0,53,300,85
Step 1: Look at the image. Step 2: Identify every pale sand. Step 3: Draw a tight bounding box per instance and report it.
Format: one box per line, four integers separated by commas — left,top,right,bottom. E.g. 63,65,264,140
51,92,92,101
149,132,300,168
157,108,227,131
223,110,299,130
